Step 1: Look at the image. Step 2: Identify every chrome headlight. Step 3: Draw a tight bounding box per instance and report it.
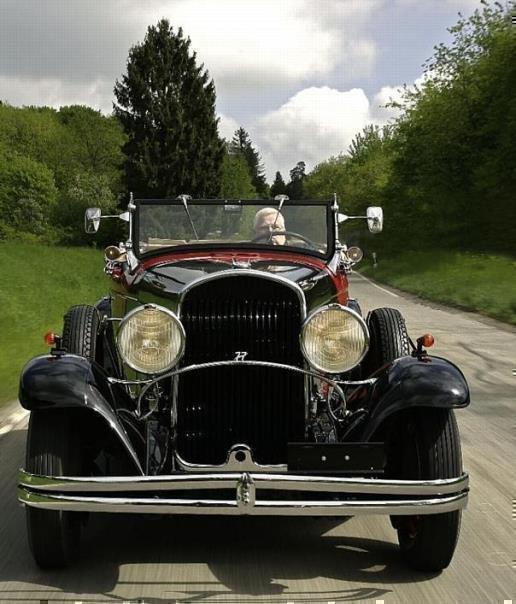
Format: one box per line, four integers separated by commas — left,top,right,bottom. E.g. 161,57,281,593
301,304,369,374
117,304,185,374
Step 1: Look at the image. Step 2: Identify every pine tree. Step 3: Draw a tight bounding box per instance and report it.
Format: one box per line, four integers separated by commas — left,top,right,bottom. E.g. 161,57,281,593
270,171,287,198
286,161,306,199
113,19,225,197
229,127,268,198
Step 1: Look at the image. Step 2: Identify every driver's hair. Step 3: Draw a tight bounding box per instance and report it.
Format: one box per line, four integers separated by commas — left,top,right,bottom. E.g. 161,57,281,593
253,207,285,231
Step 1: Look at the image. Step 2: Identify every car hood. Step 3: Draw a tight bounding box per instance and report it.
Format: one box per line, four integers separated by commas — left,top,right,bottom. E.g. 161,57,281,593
133,256,324,298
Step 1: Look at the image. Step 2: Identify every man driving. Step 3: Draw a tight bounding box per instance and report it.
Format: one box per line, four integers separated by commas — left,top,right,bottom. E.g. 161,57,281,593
253,207,286,245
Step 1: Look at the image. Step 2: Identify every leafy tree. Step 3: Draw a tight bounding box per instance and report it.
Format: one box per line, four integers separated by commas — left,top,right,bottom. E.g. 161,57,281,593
57,106,126,190
0,152,58,238
113,19,225,198
55,172,119,246
220,152,257,199
269,171,287,198
286,161,306,199
229,128,268,198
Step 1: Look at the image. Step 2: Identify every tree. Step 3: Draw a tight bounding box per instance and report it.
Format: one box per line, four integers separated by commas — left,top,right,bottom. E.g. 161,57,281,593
286,161,306,199
229,128,268,198
269,171,286,198
113,19,225,198
220,153,257,199
0,153,58,238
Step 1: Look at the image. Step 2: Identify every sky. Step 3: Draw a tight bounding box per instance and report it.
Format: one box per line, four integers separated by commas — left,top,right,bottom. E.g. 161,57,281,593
0,0,483,181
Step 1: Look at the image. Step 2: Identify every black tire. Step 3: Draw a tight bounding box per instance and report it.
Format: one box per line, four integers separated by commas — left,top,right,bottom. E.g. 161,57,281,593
363,307,410,375
393,408,463,572
25,410,83,568
62,305,100,361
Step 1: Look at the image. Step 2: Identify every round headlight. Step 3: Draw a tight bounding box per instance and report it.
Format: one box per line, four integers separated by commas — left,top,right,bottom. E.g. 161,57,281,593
117,304,185,374
301,305,369,374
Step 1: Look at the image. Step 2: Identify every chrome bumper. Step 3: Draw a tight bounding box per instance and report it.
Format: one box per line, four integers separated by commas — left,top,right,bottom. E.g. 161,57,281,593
18,470,469,516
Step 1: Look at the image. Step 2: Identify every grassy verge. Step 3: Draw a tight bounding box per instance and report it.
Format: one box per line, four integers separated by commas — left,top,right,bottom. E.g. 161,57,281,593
359,250,516,325
0,242,106,406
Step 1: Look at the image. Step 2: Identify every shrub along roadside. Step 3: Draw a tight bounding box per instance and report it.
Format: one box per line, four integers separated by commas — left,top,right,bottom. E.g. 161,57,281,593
359,251,516,326
0,242,106,406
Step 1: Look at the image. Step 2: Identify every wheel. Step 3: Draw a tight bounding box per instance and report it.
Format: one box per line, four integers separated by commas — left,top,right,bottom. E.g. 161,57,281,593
391,408,463,571
25,410,83,568
363,307,410,375
62,305,100,360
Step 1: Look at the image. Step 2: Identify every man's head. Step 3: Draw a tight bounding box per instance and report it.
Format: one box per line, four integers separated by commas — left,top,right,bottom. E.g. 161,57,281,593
253,208,286,245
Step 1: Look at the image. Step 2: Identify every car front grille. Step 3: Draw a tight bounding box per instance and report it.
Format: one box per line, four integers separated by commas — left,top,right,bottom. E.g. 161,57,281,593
176,275,305,465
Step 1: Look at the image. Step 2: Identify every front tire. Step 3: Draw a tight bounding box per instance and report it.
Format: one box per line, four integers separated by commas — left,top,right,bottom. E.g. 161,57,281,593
363,307,410,376
25,410,83,568
62,304,100,360
392,408,463,572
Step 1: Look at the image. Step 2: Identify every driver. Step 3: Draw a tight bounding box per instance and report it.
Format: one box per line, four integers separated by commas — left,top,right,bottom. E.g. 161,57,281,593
253,208,286,245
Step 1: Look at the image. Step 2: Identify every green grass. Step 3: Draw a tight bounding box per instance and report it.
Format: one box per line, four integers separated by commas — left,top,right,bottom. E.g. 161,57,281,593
0,242,106,405
360,250,516,325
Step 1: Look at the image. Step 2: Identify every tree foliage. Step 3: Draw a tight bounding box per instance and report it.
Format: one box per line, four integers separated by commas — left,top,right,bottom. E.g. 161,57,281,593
305,1,516,255
114,19,225,198
270,171,287,198
0,103,125,243
228,128,268,198
286,161,306,199
220,152,257,199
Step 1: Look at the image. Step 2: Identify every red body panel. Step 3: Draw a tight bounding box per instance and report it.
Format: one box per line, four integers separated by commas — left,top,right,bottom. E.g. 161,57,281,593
133,249,348,304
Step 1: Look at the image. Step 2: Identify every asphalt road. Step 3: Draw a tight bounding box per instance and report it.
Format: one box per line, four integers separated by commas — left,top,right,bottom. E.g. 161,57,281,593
0,273,514,604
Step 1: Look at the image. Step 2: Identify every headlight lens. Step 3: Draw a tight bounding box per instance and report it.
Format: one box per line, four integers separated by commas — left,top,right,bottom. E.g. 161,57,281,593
301,305,369,373
117,305,185,374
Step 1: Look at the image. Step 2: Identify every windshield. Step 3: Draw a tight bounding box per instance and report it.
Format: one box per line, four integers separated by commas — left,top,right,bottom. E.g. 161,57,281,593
135,200,332,258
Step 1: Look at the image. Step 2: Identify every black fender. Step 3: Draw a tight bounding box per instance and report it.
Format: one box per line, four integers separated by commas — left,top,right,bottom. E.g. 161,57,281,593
19,354,144,474
352,355,470,441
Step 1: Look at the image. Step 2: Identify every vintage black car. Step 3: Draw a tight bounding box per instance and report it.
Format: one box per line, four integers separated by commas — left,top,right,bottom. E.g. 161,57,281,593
18,195,469,571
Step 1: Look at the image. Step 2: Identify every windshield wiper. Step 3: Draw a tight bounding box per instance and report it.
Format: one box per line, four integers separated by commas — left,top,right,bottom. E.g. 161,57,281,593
177,194,199,240
271,194,288,232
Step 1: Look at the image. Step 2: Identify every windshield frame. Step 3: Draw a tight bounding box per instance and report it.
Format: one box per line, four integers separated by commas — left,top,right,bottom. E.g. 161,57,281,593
133,198,336,261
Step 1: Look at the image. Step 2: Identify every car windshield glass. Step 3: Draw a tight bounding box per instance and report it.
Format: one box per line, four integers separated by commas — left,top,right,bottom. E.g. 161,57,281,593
136,201,330,257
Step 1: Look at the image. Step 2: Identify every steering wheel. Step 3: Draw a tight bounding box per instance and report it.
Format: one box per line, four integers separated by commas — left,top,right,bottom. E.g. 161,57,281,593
251,230,319,250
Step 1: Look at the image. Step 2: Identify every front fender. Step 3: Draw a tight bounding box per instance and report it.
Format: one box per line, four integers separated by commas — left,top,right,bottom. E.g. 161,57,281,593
19,354,143,474
355,355,470,441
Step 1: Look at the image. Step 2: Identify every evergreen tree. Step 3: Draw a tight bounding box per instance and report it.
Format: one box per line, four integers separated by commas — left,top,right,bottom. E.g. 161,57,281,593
113,19,224,197
269,171,286,198
286,161,306,199
229,127,268,197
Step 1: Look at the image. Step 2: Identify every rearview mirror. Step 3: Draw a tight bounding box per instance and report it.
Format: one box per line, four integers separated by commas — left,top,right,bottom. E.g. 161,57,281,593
366,207,383,233
84,207,101,233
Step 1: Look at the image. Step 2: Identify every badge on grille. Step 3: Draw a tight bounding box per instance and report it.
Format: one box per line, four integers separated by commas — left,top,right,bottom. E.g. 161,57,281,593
234,351,248,361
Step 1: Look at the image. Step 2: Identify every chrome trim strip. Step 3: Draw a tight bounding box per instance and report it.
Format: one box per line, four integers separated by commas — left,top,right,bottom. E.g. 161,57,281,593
176,268,307,320
18,488,468,516
123,360,348,412
18,469,469,496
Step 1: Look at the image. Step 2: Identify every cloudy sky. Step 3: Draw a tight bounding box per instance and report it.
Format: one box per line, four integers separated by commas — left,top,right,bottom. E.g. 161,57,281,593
0,0,482,180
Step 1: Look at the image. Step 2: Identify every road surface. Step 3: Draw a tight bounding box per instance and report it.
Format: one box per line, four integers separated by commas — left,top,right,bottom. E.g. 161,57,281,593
0,273,514,603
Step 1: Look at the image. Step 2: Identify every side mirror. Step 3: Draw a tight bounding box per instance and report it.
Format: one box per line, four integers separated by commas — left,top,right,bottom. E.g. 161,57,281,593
84,207,101,233
367,207,383,233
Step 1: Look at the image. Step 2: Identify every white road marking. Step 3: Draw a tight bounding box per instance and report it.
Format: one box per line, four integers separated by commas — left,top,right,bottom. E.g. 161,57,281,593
0,408,29,437
353,271,400,298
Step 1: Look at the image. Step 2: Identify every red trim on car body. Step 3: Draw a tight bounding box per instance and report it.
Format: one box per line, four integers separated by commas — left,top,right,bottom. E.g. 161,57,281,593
125,249,348,303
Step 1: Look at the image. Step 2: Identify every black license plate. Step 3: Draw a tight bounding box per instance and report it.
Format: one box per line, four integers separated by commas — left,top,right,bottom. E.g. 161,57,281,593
287,442,385,474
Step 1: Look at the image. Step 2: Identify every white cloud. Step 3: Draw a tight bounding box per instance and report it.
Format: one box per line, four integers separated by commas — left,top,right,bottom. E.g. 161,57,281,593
0,75,114,113
142,0,379,88
252,86,372,179
370,85,405,122
217,112,240,142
